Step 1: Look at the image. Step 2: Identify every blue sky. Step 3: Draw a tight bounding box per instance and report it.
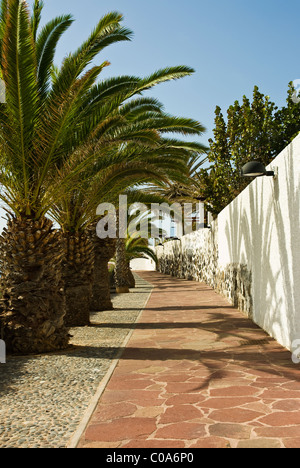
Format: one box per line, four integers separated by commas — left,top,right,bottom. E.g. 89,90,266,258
28,0,300,147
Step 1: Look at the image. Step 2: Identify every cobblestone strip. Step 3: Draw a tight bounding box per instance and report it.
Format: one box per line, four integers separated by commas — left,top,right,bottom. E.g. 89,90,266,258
0,274,153,449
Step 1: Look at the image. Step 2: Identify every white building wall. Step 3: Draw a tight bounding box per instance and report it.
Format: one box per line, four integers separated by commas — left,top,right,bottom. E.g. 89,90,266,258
218,134,300,350
130,258,156,271
157,134,300,352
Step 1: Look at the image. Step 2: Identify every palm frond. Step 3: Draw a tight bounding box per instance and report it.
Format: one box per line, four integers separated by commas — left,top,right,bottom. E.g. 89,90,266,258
31,0,43,41
159,137,208,154
1,0,39,210
126,243,158,264
138,65,195,92
51,12,132,98
35,14,74,98
119,97,164,119
78,75,141,114
0,0,8,55
32,64,110,205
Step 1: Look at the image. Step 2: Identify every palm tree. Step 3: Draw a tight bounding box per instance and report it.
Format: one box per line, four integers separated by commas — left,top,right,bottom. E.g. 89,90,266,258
125,237,158,288
0,0,207,348
50,92,206,323
110,236,159,291
114,193,160,293
113,145,208,293
144,151,209,235
146,151,208,203
49,95,164,324
89,233,117,312
0,0,135,353
119,209,162,289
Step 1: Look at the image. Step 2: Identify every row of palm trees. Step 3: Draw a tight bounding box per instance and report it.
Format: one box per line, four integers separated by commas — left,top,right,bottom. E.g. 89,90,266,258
0,0,207,354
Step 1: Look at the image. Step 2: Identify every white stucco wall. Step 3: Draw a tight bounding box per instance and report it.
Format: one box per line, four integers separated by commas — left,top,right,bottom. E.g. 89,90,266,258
218,134,300,350
130,258,156,271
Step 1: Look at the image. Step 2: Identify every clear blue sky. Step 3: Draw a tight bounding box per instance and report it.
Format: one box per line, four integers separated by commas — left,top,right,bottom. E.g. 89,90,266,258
28,0,300,147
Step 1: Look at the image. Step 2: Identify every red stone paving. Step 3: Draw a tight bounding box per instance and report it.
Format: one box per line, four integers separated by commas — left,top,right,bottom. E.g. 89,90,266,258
77,271,300,449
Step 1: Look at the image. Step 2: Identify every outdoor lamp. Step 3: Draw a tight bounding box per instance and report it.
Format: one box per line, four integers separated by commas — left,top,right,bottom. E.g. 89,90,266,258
241,160,275,178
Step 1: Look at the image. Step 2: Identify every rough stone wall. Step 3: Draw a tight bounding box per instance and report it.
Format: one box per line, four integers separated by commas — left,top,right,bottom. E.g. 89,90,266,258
216,264,253,318
156,220,253,318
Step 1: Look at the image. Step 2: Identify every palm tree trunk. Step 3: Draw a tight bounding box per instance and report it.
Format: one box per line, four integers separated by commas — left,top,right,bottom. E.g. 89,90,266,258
89,237,116,311
114,236,131,293
114,210,130,293
0,216,69,355
125,262,136,288
62,232,94,327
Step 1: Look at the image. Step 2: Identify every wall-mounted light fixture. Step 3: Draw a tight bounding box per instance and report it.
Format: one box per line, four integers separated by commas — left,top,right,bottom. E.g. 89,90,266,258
241,160,276,178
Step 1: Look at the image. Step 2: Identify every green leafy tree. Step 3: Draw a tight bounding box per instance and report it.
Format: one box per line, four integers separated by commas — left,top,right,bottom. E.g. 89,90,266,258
199,86,283,215
275,81,300,150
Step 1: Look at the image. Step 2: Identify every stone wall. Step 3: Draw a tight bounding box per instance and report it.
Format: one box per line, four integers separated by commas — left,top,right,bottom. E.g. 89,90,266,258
156,134,300,351
216,263,253,318
157,224,217,287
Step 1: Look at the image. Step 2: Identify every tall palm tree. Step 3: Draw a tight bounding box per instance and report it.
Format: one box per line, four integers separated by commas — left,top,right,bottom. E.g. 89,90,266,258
0,0,207,349
51,112,205,323
89,232,117,312
116,209,162,289
125,237,158,288
0,0,135,353
146,152,208,203
113,146,208,293
45,53,207,320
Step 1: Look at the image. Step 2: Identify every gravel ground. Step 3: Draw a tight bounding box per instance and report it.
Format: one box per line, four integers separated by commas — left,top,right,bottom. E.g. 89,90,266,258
0,274,153,448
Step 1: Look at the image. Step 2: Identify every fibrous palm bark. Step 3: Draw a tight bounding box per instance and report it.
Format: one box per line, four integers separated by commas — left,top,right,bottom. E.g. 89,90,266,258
125,264,136,289
90,236,116,311
62,232,94,327
114,236,130,293
0,217,68,354
114,210,130,293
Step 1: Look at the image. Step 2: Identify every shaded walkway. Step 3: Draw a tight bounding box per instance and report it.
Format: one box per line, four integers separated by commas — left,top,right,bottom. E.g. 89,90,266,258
78,272,300,448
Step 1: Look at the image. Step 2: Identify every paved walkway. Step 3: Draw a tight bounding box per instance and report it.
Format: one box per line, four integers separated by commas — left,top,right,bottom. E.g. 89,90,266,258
78,272,300,449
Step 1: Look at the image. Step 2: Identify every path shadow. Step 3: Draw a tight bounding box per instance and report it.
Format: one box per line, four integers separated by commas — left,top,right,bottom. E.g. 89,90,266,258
90,317,254,331
59,342,299,391
90,309,265,335
0,355,38,396
108,305,234,312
